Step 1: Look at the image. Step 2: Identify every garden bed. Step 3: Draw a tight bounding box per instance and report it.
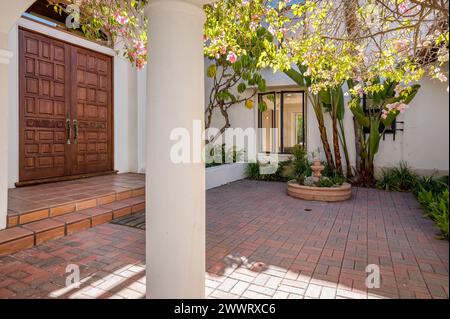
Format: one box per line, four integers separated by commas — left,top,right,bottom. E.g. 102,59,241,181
206,162,246,190
287,181,352,202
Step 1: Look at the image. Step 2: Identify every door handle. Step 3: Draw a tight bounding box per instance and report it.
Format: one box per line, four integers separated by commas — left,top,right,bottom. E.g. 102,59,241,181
73,120,78,144
66,118,72,144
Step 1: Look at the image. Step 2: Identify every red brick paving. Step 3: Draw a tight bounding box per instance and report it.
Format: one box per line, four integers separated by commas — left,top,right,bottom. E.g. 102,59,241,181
0,180,448,299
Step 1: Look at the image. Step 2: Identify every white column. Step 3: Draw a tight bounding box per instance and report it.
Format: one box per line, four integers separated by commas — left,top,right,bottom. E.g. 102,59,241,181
0,39,13,230
145,0,206,298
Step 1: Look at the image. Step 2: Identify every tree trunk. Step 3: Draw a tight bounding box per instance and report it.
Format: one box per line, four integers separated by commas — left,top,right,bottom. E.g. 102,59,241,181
353,116,361,178
312,100,335,172
332,116,343,176
339,124,353,178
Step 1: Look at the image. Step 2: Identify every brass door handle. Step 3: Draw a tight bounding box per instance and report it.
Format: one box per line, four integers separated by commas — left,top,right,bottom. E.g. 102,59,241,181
73,120,78,144
66,118,72,144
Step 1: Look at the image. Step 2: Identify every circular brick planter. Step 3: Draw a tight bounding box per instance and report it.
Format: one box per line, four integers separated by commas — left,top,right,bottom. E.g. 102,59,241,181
287,181,352,202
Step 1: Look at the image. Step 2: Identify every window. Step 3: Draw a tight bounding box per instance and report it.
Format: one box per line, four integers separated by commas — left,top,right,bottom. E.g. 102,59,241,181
258,91,306,154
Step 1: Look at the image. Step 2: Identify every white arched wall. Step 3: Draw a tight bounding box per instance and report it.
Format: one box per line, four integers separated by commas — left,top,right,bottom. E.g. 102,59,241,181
0,0,35,229
206,66,449,176
6,17,142,188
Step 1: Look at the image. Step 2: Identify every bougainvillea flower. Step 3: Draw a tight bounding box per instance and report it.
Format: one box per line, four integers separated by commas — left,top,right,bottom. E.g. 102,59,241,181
226,51,237,63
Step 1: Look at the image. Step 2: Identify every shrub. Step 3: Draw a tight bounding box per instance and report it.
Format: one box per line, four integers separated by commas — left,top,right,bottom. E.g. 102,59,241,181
206,143,244,168
413,175,449,196
321,161,336,178
431,190,449,240
245,161,290,182
246,162,261,180
415,175,449,240
292,145,311,177
315,177,334,187
417,187,449,239
376,162,418,191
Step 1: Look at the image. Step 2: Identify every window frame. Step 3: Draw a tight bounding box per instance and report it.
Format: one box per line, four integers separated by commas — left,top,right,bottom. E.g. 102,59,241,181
258,90,307,154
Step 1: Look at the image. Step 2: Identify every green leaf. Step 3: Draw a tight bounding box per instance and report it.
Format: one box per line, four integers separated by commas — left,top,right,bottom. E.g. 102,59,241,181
349,98,370,127
257,78,266,92
369,119,381,161
319,90,331,105
207,64,217,78
256,27,266,37
258,101,268,112
336,87,345,120
403,84,420,104
284,68,305,86
237,83,247,93
232,60,242,72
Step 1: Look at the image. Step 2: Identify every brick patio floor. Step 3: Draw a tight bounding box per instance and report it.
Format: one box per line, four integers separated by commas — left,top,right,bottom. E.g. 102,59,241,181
0,180,448,299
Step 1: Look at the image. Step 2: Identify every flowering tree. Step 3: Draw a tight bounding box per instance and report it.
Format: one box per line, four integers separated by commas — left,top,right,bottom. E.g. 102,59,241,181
203,0,269,144
264,0,448,182
50,0,148,69
203,0,295,145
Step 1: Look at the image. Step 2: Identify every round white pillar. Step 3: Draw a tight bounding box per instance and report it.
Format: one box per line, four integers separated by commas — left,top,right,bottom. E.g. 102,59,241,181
0,43,13,230
145,0,206,298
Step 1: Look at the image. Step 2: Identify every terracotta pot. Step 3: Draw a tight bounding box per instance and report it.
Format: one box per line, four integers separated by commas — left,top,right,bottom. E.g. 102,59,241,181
287,182,352,202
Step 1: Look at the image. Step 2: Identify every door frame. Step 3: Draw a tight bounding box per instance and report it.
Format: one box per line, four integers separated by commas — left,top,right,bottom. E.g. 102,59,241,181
17,27,115,186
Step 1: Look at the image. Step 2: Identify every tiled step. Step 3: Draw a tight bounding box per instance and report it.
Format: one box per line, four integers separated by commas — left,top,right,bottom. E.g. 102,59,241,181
0,228,34,256
22,219,65,245
78,207,113,227
7,187,145,228
53,213,92,235
0,197,146,257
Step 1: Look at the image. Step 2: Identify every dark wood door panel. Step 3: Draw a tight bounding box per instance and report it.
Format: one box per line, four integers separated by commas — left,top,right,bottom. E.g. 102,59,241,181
19,29,71,182
19,29,114,183
71,46,113,175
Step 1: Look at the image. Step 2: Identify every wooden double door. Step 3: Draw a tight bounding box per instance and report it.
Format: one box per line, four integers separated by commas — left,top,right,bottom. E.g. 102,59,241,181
19,28,114,184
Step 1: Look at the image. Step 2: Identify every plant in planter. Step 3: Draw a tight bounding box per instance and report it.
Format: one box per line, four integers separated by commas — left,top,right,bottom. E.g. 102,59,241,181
287,147,351,202
348,80,420,186
206,143,244,168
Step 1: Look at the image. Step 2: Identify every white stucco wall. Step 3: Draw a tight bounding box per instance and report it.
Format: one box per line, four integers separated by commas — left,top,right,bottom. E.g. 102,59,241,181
137,66,147,173
206,63,449,175
7,18,140,187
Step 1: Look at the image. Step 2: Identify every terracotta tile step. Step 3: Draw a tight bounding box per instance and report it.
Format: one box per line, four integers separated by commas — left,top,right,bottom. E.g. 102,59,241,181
0,227,34,256
7,188,146,227
77,207,113,227
100,197,145,216
53,213,92,235
21,219,65,245
0,196,146,256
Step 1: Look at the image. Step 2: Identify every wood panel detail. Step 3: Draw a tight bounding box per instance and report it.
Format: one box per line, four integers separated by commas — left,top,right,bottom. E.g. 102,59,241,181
19,28,114,184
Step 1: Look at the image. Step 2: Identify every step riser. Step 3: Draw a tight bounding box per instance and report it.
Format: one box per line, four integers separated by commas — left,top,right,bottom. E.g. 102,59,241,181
0,204,144,257
7,188,145,228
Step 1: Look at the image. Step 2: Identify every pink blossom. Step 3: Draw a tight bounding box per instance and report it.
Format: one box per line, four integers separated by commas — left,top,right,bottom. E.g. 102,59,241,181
385,102,409,115
381,111,388,120
437,73,448,82
134,40,147,55
268,25,276,36
220,46,227,55
399,1,410,14
226,51,237,64
136,59,145,70
114,12,129,25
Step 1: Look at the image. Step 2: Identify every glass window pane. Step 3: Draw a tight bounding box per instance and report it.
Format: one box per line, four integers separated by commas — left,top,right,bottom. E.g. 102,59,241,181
282,92,305,153
259,93,275,153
